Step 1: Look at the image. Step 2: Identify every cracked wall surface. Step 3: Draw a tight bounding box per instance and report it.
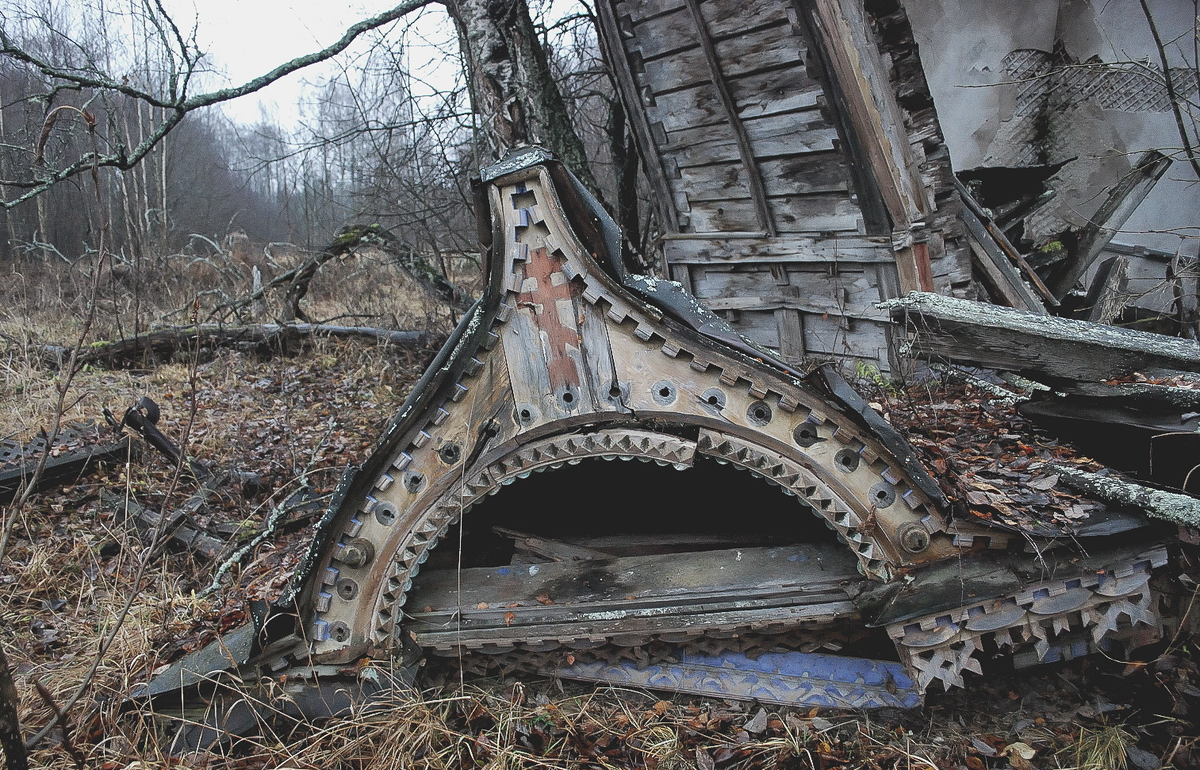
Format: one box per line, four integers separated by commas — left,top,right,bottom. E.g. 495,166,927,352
903,0,1199,257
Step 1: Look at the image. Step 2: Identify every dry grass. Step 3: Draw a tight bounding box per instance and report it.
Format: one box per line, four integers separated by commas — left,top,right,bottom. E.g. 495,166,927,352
1,245,1196,769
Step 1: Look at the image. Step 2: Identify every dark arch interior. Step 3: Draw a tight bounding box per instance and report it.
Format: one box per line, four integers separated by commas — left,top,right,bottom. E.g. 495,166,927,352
422,455,843,570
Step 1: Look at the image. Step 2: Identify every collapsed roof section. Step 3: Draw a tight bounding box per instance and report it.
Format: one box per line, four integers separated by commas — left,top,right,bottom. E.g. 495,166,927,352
596,0,975,373
596,0,1198,367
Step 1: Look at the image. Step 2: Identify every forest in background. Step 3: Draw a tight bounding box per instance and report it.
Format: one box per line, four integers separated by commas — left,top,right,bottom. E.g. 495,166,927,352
0,0,642,336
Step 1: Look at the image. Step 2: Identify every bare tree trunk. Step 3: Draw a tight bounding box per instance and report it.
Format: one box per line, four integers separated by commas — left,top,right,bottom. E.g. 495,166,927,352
447,0,599,195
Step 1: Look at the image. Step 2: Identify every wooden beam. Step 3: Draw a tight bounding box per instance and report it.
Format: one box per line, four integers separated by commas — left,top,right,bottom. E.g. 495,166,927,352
1051,464,1200,528
594,0,680,233
884,292,1200,381
801,0,934,291
1050,150,1173,300
956,179,1055,310
680,0,776,236
801,3,923,220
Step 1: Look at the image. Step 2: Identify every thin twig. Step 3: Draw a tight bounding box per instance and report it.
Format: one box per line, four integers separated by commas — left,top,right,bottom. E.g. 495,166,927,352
31,682,84,770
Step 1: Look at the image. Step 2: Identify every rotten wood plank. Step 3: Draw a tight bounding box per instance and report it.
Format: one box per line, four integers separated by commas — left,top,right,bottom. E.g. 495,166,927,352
493,526,610,562
885,292,1200,381
406,544,861,646
959,203,1049,314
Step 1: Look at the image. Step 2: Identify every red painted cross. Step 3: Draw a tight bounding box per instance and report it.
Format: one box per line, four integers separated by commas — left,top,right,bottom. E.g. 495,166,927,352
515,246,582,393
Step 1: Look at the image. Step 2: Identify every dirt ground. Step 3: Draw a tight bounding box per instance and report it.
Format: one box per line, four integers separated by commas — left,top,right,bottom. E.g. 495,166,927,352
2,253,1199,769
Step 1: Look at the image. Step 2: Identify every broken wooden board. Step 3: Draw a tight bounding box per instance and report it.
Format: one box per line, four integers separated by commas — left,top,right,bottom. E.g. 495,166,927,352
406,545,861,652
0,423,133,503
884,292,1200,381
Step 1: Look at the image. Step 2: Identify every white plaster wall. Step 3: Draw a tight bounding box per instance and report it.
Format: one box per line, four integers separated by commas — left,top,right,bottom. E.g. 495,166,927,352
904,0,1199,257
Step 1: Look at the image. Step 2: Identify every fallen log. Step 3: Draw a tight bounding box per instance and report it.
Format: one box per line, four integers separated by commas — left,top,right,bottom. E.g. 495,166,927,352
33,324,436,369
1050,464,1200,528
883,292,1200,382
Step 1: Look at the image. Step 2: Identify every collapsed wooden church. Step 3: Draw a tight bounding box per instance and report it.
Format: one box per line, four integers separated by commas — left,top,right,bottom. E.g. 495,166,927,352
128,0,1200,748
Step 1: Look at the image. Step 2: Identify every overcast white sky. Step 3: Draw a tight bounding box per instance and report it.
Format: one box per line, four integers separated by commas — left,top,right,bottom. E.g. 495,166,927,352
160,0,460,126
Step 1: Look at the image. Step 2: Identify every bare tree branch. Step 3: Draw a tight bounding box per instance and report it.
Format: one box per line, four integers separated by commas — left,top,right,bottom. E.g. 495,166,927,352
0,0,435,207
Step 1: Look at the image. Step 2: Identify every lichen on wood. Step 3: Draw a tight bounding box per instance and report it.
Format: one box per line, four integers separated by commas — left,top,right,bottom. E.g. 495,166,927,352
1050,464,1200,528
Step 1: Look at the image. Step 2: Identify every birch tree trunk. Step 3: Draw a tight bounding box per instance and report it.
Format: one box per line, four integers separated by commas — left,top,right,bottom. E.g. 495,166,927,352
447,0,599,194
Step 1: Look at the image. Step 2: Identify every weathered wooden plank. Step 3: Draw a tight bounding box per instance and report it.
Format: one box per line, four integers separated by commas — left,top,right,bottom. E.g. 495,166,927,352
683,194,861,234
775,308,806,360
803,312,891,361
551,531,796,555
663,108,838,169
627,0,794,60
614,0,684,24
408,545,858,623
678,154,848,202
956,187,1047,313
722,307,782,348
645,65,824,133
680,0,774,235
493,526,611,562
575,281,625,413
662,234,892,264
691,262,881,305
596,0,680,233
885,292,1200,381
641,23,804,93
968,237,1045,313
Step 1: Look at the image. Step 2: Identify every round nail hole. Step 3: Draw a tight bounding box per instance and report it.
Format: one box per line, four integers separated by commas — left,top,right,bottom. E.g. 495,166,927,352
610,384,623,398
556,386,579,410
335,577,359,600
403,472,425,493
870,482,896,508
700,388,726,410
438,443,461,464
329,622,351,643
746,401,772,426
793,423,821,448
515,403,537,426
374,501,398,526
651,380,677,405
834,448,860,472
